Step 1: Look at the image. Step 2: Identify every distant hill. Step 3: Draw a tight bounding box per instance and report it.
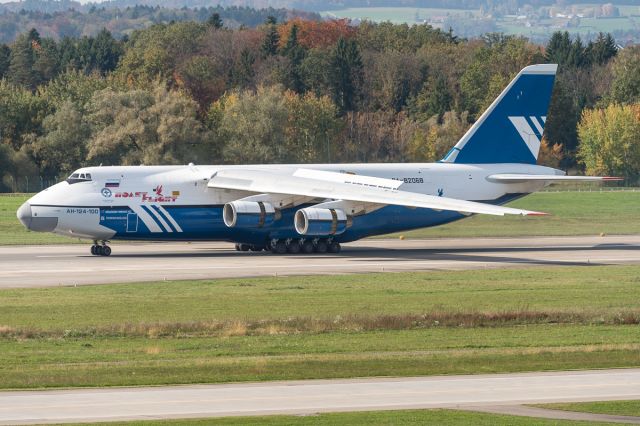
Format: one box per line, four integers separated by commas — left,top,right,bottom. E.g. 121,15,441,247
1,0,639,14
0,3,319,42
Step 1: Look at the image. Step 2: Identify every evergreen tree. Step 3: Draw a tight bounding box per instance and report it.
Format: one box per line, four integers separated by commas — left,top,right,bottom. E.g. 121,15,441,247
92,28,123,73
261,16,279,57
207,12,223,29
586,32,617,65
232,48,255,87
281,24,306,93
545,31,572,66
7,34,36,89
567,35,586,68
0,44,10,79
33,37,59,85
545,31,587,68
27,28,41,44
426,75,451,120
329,37,363,114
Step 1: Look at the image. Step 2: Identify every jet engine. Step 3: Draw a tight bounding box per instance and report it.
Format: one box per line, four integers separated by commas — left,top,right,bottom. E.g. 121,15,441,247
223,201,276,228
294,207,347,236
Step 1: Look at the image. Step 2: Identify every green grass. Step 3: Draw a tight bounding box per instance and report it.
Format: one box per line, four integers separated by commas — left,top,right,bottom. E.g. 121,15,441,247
3,266,640,330
321,6,639,40
2,191,640,245
395,191,640,238
533,400,640,417
1,266,639,389
321,7,480,24
64,409,620,425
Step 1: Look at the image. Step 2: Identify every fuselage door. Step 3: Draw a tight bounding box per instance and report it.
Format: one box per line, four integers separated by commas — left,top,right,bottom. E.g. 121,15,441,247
126,212,138,233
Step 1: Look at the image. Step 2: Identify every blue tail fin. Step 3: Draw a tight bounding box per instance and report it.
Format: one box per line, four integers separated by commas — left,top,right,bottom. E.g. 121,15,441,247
442,64,557,164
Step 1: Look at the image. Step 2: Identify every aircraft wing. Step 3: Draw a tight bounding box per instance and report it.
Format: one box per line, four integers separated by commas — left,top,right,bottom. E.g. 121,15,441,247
487,174,622,183
208,168,546,217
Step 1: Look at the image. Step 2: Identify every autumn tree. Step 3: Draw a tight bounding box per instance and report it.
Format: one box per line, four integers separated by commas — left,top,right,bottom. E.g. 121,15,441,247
87,83,207,165
577,104,640,179
283,91,342,162
609,46,640,105
277,18,354,50
30,101,91,176
364,49,424,112
213,86,289,164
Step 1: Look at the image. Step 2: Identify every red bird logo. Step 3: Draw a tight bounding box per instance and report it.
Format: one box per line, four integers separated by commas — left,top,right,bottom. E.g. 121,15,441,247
154,185,163,196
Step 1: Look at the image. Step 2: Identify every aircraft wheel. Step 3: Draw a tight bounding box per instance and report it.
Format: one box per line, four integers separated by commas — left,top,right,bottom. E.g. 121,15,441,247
301,240,315,254
95,245,103,256
234,243,241,251
315,240,328,254
238,244,251,252
90,245,97,255
328,242,341,254
101,246,112,257
272,240,287,255
250,245,264,252
287,240,301,254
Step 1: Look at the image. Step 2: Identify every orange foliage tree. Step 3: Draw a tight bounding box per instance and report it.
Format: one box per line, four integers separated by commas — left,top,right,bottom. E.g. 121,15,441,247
277,19,355,50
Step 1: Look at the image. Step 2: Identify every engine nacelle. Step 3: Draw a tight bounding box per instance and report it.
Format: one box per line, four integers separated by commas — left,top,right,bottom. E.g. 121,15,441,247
294,207,347,236
223,201,276,228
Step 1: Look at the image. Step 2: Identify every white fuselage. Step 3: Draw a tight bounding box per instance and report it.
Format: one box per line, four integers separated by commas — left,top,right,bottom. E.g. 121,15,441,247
19,162,560,244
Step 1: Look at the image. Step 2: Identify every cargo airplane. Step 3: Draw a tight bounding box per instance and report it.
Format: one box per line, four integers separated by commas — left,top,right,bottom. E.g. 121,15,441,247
17,64,615,256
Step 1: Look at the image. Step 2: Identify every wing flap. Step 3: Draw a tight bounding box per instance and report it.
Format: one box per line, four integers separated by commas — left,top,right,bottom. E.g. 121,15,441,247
208,168,546,217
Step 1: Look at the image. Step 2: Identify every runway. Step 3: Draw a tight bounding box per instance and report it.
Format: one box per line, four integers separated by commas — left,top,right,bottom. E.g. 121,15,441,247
1,235,639,288
1,369,639,424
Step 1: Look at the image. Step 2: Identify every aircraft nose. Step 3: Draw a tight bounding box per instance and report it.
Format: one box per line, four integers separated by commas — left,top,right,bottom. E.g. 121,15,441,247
16,202,58,232
17,202,32,229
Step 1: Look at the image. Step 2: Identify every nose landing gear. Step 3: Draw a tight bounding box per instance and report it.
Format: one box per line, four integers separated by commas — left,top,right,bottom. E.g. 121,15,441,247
90,241,111,256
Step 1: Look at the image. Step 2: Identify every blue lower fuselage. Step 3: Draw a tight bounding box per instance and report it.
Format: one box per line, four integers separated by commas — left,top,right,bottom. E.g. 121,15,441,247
100,193,525,245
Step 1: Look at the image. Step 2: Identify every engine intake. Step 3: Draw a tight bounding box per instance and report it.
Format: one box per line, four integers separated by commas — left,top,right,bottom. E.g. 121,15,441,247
294,207,347,236
223,201,275,228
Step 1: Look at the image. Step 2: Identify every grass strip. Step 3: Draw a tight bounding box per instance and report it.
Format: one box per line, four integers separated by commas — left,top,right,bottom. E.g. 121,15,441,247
0,266,639,389
61,408,618,425
2,266,640,330
532,401,640,418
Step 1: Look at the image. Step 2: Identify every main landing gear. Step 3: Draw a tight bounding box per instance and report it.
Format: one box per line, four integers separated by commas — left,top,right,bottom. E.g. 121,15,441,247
233,238,340,255
90,241,111,256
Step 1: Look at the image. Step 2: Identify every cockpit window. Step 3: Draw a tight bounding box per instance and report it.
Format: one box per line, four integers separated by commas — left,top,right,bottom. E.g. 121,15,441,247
66,172,93,184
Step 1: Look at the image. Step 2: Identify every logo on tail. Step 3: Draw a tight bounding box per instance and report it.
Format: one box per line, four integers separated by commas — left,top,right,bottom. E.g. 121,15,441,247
508,116,547,158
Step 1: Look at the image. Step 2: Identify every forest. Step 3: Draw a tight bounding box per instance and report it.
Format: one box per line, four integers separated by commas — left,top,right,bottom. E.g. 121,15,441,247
0,14,638,192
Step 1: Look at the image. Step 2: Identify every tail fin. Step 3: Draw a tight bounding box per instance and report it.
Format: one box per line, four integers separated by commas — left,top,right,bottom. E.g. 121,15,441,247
442,64,557,164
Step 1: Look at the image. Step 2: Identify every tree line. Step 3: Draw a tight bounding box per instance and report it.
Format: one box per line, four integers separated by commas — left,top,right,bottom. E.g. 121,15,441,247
0,5,319,43
0,16,639,192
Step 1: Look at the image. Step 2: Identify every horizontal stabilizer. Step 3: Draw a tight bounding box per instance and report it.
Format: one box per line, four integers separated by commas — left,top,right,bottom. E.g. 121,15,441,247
488,174,623,183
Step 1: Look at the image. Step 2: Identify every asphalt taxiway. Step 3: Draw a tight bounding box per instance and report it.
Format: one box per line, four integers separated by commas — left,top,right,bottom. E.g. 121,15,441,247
0,235,639,288
1,369,639,424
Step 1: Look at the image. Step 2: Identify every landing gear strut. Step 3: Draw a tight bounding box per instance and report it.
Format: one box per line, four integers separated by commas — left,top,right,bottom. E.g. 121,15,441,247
90,241,111,256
